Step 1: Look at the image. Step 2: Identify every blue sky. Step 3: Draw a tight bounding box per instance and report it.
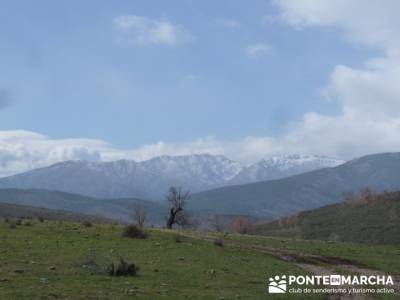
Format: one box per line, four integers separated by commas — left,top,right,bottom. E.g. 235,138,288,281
0,0,373,145
1,0,400,176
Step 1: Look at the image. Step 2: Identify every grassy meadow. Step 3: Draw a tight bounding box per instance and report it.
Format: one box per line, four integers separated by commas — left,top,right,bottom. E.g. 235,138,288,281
0,218,398,299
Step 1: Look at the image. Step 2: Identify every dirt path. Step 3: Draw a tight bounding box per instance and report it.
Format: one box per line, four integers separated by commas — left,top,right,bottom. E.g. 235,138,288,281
185,233,398,299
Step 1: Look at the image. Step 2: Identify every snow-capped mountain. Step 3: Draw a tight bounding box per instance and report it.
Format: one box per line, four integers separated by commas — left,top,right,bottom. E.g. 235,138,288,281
228,154,344,185
0,153,344,200
0,154,241,200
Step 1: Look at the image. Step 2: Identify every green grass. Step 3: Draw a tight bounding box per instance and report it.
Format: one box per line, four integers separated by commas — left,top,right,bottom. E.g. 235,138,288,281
1,219,398,299
225,234,400,274
0,220,318,299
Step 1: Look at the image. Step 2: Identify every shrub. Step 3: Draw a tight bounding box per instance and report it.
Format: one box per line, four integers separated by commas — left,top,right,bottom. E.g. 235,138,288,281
37,216,45,223
174,234,184,243
15,219,23,226
213,237,224,247
122,225,147,239
3,218,10,223
23,221,32,227
8,222,17,229
107,257,139,276
231,217,253,234
82,221,93,228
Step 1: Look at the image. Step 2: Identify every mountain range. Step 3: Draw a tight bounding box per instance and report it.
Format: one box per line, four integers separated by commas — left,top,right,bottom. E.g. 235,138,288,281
0,152,399,223
189,152,400,219
0,154,342,200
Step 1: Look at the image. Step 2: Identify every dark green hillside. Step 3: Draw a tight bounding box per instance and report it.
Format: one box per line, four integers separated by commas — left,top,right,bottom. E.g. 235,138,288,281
0,189,167,225
0,202,112,223
253,191,400,245
189,152,400,219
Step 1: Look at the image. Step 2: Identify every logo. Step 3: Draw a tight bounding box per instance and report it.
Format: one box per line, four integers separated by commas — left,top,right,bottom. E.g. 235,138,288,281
268,275,287,293
267,274,394,295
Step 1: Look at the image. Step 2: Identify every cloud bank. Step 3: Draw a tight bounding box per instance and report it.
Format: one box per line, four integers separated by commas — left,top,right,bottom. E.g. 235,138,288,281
269,0,400,158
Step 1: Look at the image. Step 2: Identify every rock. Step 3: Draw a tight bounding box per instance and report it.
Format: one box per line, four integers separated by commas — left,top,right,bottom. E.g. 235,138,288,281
39,278,49,284
14,269,24,274
49,266,56,270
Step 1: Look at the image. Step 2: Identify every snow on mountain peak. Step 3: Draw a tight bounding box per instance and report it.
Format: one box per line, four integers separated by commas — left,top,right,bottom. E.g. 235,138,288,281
0,153,345,200
229,154,344,185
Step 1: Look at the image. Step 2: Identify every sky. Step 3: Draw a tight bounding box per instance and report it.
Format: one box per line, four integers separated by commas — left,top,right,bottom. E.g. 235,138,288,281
1,0,400,176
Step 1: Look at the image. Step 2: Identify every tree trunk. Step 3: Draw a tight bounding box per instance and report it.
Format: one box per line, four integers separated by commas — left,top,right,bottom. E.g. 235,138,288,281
166,208,177,229
166,207,182,229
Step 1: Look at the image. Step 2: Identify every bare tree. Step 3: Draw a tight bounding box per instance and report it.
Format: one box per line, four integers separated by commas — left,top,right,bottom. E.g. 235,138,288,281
166,186,190,229
231,217,253,234
212,215,225,233
131,205,147,228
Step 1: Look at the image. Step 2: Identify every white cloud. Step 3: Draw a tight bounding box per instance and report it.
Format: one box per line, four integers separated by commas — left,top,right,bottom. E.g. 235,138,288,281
113,15,193,46
245,43,272,57
3,2,400,176
260,0,400,158
219,18,241,28
274,0,400,54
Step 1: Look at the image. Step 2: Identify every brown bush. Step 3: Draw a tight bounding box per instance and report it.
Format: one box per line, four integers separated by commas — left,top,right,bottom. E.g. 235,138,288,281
231,217,253,234
174,234,184,243
213,237,224,247
122,225,147,239
82,221,93,228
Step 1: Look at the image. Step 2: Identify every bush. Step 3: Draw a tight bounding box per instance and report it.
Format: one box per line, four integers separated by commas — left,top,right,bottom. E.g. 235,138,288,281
122,225,147,239
107,257,139,276
213,237,224,247
231,217,253,234
174,234,184,243
37,216,45,223
3,218,10,223
23,221,32,227
8,222,17,229
15,219,23,226
82,221,93,228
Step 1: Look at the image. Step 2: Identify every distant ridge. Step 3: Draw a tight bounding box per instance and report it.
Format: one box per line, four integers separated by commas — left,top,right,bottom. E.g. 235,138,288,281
0,153,341,200
189,152,400,219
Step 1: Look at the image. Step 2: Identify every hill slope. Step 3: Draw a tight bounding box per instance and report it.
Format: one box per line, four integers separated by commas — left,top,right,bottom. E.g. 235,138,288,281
253,191,400,245
189,152,400,219
0,189,166,224
0,202,113,223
